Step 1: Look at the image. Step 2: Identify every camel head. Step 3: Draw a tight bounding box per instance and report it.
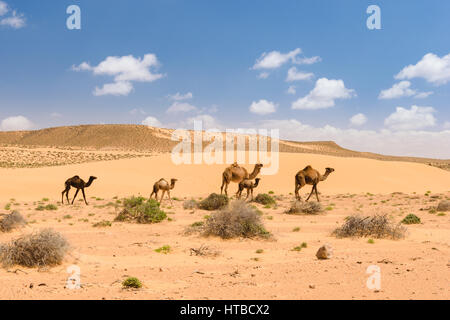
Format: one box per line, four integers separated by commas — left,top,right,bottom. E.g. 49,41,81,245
325,168,335,174
88,176,98,182
170,178,178,188
254,178,261,183
249,163,263,179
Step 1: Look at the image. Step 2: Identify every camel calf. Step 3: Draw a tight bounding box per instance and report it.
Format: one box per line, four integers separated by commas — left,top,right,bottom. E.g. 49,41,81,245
150,178,178,204
237,178,261,201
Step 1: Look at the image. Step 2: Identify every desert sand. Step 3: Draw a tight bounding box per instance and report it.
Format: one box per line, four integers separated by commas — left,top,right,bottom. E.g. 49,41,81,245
0,126,449,300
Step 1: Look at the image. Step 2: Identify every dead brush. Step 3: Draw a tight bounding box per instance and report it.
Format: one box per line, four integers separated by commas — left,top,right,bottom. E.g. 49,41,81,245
203,200,271,239
0,211,26,232
0,229,70,268
190,244,220,257
333,214,406,240
285,201,323,215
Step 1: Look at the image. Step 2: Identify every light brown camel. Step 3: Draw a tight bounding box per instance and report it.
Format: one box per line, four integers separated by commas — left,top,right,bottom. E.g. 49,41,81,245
294,166,335,202
220,163,263,196
150,178,178,204
237,178,261,201
61,175,97,205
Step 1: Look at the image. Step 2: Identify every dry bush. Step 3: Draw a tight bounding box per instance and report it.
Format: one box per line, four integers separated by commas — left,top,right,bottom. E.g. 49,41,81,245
115,196,166,224
198,193,228,211
254,193,276,206
333,215,406,240
183,199,198,210
190,244,220,257
0,211,26,232
437,200,450,212
203,200,270,239
285,201,323,215
0,229,70,268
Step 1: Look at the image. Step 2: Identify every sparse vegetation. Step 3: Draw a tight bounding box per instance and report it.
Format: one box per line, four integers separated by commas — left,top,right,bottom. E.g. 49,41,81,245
155,245,171,254
198,193,229,211
93,220,112,227
122,277,142,289
333,214,406,239
401,214,421,225
115,196,167,224
35,204,58,211
0,211,26,232
0,229,69,268
254,193,276,206
183,199,198,210
203,200,271,239
285,201,323,215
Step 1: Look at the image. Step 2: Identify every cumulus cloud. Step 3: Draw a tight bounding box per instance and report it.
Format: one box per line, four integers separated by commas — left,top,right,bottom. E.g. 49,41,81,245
249,99,277,115
256,118,450,159
93,81,133,96
286,85,296,95
258,72,270,79
286,67,314,82
379,81,416,99
384,105,436,131
142,116,162,127
252,48,302,70
0,1,8,16
72,54,163,96
291,78,355,110
1,115,33,131
1,10,26,28
167,102,198,114
350,113,368,126
177,114,223,130
395,53,450,85
414,91,434,99
168,92,193,101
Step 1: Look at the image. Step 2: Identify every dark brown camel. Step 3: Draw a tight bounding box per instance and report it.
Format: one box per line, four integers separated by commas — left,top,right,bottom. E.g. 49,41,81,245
294,166,334,202
61,176,97,205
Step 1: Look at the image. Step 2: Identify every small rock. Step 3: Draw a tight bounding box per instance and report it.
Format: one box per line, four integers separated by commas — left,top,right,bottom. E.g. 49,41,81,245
29,283,34,289
309,284,315,289
316,244,333,260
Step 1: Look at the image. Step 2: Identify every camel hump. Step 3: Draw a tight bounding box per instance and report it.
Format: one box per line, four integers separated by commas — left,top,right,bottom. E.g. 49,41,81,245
72,175,80,179
303,165,312,170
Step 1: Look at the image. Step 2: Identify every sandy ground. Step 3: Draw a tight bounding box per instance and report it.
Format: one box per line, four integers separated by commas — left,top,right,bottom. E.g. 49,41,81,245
0,152,449,300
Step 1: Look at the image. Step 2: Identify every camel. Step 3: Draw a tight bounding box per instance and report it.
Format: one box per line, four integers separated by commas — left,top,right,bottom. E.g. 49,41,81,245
294,166,335,202
237,178,261,201
150,178,178,204
220,162,263,196
61,176,97,205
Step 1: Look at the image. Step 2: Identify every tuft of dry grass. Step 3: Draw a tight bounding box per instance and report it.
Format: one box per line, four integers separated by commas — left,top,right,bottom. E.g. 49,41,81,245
203,200,271,239
285,201,323,215
0,229,70,268
183,199,198,210
437,200,450,212
0,211,26,232
333,214,406,240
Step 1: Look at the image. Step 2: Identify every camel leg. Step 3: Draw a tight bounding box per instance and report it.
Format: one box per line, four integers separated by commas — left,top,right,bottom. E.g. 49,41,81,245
306,185,316,202
314,185,320,202
295,176,305,201
82,188,88,205
167,190,173,205
62,186,70,204
160,190,165,203
224,182,229,197
71,189,80,204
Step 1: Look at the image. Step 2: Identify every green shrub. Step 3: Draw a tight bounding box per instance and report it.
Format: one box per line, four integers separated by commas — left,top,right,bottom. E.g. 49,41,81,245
254,194,276,206
122,277,142,289
203,200,271,239
155,245,171,254
198,193,229,211
93,220,112,227
115,197,166,224
401,214,421,225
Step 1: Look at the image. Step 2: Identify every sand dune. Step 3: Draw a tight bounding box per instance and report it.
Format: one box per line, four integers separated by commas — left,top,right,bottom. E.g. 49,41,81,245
0,152,448,201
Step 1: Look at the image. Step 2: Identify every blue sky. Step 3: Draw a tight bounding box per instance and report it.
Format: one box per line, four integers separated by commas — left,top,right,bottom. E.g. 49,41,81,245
0,0,449,158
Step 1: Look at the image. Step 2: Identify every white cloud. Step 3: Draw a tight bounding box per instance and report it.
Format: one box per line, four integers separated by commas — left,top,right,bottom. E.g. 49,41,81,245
257,118,450,159
178,114,223,130
291,78,355,110
167,102,198,114
93,81,133,96
286,67,314,82
249,100,277,115
142,116,162,127
395,53,450,85
294,56,321,65
0,1,8,16
129,108,146,116
1,115,33,131
287,85,296,95
384,105,436,131
0,9,25,29
168,92,193,101
50,112,63,119
444,121,450,129
252,48,302,70
350,113,368,126
258,72,270,79
73,54,163,96
414,91,433,99
379,81,416,99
